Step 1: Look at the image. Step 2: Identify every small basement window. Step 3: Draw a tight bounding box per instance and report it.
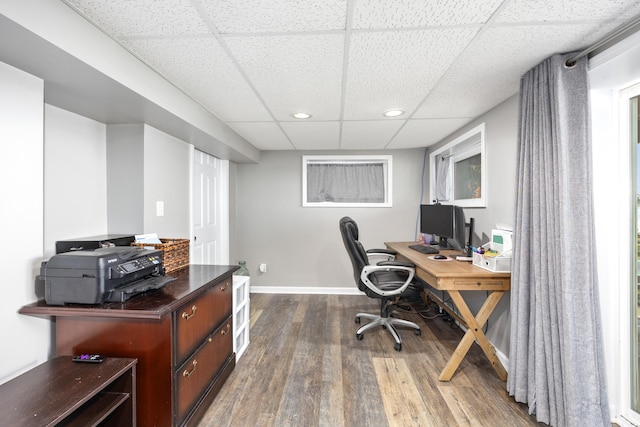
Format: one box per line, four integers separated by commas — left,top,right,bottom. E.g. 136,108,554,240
429,123,485,207
302,155,392,207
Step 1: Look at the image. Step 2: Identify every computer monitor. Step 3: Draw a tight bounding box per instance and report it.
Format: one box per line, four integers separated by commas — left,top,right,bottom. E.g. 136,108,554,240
420,204,469,253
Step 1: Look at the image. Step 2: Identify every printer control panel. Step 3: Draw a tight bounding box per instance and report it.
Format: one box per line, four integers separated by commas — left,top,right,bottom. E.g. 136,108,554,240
114,255,161,276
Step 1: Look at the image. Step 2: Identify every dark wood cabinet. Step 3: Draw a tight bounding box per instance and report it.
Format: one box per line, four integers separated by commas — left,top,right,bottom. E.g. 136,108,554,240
0,356,136,426
20,264,237,427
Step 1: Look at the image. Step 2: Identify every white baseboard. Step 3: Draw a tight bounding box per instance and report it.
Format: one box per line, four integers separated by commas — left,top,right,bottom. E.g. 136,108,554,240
495,346,509,373
250,286,361,295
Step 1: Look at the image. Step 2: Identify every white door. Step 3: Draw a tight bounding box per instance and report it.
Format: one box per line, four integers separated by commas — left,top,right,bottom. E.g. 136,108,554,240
193,149,229,265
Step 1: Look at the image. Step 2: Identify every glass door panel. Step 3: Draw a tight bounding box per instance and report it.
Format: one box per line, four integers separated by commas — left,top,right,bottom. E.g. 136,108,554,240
632,94,640,413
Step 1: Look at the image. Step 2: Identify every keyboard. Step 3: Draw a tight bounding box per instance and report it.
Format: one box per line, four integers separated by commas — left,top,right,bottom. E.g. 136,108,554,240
409,244,440,254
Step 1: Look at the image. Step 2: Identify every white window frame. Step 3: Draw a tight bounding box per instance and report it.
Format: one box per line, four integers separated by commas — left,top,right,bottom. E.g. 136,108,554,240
302,155,392,207
429,123,486,208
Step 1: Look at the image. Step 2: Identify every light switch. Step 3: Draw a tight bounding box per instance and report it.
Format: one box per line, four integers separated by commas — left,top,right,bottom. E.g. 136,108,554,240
156,201,164,217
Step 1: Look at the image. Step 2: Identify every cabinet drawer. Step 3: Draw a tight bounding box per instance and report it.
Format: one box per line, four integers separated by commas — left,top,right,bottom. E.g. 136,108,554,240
175,317,233,423
175,279,232,363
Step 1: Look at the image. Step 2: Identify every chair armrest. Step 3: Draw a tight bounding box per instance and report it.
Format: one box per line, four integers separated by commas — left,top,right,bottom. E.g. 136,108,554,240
377,260,414,268
366,249,396,262
360,264,415,297
366,248,396,256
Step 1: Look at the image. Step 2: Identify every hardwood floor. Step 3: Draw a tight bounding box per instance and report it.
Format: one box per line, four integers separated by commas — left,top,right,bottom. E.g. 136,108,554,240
198,293,541,427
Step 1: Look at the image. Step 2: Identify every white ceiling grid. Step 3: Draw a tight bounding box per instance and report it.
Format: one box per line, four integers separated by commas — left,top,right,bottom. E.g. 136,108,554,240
62,0,640,151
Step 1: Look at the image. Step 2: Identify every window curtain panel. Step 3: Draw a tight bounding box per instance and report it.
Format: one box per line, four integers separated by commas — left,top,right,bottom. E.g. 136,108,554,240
507,53,609,426
435,154,450,201
306,163,384,203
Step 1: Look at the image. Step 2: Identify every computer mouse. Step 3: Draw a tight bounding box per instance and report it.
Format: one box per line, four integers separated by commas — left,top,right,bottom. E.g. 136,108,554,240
434,255,447,260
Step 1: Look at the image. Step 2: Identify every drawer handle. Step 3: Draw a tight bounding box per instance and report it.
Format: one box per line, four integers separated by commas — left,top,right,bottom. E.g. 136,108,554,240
220,282,229,292
220,323,231,335
181,305,197,320
183,360,197,377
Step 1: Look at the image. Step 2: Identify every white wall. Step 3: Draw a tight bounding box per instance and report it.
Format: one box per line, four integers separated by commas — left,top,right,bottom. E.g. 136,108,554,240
0,62,49,382
0,59,197,384
44,105,108,258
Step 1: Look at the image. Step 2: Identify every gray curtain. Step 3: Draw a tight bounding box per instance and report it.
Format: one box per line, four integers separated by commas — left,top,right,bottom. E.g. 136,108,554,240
306,163,384,203
435,154,450,201
507,53,610,426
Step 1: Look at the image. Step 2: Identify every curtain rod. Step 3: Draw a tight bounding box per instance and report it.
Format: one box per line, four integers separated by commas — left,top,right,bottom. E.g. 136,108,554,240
565,13,640,67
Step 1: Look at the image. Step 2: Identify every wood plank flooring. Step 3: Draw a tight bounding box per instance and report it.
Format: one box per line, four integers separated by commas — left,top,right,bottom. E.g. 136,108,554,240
198,293,541,427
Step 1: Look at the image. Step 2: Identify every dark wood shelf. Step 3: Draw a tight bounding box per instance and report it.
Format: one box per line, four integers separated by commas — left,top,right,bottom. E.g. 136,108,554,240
64,391,131,427
0,356,136,427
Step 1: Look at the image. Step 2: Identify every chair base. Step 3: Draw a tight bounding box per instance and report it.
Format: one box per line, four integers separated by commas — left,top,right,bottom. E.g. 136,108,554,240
355,312,421,351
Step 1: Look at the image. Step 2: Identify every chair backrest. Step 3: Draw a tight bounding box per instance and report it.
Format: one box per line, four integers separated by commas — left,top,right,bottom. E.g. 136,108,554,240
339,216,369,292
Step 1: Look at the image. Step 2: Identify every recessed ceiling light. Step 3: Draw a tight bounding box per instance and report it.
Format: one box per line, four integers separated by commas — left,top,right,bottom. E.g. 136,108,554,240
293,112,312,119
383,109,405,117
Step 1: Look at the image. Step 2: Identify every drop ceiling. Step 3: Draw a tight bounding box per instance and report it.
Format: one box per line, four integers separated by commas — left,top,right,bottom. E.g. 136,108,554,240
49,0,640,150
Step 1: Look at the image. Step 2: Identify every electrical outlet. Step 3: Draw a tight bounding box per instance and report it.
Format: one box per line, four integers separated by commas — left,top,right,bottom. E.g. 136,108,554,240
156,201,164,216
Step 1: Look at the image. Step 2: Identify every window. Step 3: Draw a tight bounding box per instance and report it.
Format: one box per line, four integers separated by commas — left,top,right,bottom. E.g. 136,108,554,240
302,155,392,207
429,123,485,207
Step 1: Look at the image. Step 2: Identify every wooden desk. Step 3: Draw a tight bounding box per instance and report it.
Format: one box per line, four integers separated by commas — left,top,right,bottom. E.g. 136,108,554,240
385,242,510,382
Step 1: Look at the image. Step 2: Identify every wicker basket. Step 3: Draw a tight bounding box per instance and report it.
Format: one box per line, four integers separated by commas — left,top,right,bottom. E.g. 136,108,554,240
131,238,190,273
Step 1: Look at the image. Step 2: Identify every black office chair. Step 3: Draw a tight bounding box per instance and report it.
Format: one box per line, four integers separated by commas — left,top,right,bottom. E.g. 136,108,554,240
339,216,422,351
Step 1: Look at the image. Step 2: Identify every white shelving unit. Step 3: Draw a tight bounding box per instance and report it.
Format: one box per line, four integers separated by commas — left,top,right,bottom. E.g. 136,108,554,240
232,275,250,360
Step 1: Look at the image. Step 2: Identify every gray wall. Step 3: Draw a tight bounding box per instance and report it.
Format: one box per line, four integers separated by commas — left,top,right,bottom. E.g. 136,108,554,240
235,148,427,289
234,94,519,358
429,95,518,245
426,95,519,356
142,125,191,238
106,124,191,239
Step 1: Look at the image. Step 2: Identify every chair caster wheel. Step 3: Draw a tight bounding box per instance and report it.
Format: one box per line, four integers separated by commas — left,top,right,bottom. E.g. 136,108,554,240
414,329,421,336
355,317,361,324
394,343,402,351
356,333,364,341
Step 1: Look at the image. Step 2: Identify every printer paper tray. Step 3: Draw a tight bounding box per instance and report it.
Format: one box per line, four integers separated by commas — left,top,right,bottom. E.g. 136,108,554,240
106,275,176,303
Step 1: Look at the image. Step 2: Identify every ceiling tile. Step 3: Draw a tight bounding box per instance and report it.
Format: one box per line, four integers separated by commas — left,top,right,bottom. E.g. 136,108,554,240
495,0,640,23
64,0,208,36
227,122,293,150
201,0,347,33
415,22,621,118
343,28,478,120
388,118,474,149
280,121,340,149
225,34,344,121
56,0,640,152
352,0,505,28
121,37,271,121
341,120,405,149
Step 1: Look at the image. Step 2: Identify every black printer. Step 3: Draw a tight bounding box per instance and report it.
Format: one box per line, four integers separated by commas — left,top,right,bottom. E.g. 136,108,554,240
41,246,175,305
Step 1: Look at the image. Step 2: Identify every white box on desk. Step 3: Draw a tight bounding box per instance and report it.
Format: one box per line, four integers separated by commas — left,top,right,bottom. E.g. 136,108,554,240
472,252,512,272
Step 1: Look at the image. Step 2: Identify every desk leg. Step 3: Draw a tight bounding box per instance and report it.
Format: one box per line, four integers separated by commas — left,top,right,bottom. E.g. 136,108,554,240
438,290,507,382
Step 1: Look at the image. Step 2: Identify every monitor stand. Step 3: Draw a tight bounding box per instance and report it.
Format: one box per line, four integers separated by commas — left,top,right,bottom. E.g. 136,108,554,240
435,237,449,249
